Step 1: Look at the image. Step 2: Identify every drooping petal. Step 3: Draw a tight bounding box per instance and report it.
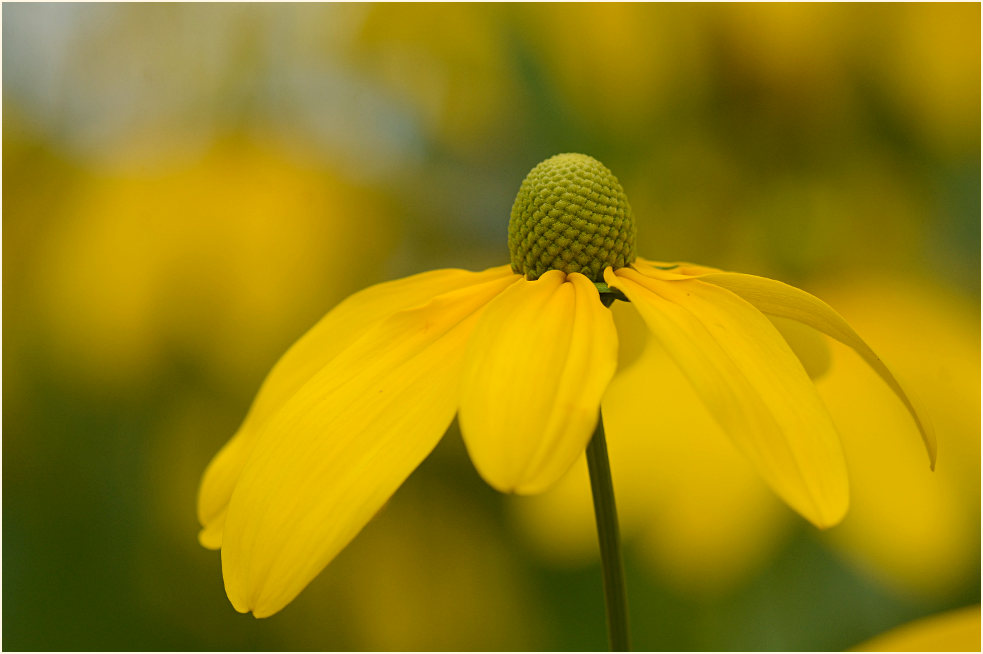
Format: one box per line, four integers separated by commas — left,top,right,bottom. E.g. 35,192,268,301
216,271,519,617
197,265,515,548
609,296,650,372
459,271,618,495
632,257,723,279
630,260,834,380
768,315,832,381
607,267,849,528
691,269,936,467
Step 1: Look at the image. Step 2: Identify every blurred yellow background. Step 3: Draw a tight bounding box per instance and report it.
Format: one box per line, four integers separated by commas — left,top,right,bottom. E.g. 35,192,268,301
3,4,979,651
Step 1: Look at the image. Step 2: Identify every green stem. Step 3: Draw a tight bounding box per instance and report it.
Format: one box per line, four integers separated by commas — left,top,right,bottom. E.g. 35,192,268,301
586,412,631,652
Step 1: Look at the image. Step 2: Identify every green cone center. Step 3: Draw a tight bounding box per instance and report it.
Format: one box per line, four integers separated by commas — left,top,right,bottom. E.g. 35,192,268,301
508,153,636,282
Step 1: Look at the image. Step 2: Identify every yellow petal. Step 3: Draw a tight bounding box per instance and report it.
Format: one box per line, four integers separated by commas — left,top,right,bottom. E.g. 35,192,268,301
632,257,723,279
216,270,518,617
459,271,618,494
607,267,848,527
609,296,650,373
196,265,515,547
198,434,248,550
692,269,936,467
852,605,981,652
769,315,832,381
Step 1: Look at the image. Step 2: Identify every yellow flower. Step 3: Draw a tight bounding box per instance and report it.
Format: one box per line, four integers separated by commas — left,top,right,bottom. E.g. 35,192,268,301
32,140,390,389
198,153,932,617
816,276,980,598
851,605,981,652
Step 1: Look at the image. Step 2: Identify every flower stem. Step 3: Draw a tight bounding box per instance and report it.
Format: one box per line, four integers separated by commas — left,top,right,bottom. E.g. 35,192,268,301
586,412,631,652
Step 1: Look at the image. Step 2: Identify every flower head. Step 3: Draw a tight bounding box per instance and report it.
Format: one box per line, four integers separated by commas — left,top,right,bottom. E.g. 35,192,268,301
509,153,636,281
198,153,933,618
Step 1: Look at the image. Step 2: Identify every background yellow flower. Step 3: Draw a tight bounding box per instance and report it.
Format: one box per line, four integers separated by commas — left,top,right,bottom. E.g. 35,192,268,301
4,3,978,650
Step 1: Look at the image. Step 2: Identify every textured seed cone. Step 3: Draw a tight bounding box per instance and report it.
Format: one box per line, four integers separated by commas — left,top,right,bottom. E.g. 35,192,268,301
508,153,636,282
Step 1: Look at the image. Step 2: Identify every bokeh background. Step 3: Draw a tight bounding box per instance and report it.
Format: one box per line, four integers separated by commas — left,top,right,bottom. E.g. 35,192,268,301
3,3,980,651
